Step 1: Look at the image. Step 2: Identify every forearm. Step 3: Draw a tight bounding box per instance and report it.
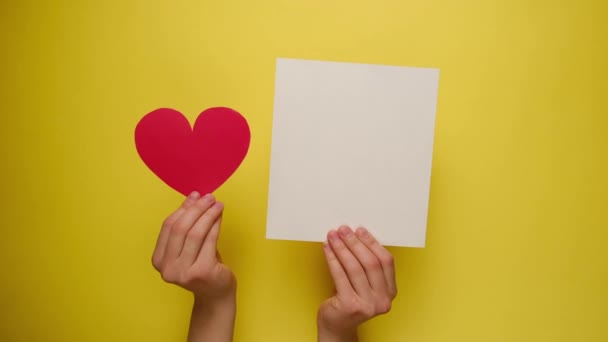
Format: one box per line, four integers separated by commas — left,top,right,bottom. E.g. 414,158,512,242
188,294,236,342
317,321,358,342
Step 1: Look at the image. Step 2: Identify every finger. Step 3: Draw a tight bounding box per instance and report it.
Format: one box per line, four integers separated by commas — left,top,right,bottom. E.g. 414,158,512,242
183,201,223,266
196,206,223,266
152,191,200,268
328,228,371,295
356,227,397,298
164,193,216,261
179,202,224,266
338,226,387,293
323,240,355,296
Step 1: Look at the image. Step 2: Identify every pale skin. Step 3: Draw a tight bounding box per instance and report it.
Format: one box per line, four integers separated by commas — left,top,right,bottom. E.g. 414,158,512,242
152,191,236,342
318,226,398,342
152,192,397,342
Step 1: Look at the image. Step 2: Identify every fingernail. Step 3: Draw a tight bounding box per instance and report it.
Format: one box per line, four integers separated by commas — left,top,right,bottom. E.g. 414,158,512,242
189,191,200,199
323,242,330,251
213,201,224,210
338,225,353,237
328,230,340,243
202,193,215,203
356,227,368,237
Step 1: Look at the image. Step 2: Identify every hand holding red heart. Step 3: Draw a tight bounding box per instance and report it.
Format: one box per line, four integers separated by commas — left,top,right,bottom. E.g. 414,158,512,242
152,191,236,341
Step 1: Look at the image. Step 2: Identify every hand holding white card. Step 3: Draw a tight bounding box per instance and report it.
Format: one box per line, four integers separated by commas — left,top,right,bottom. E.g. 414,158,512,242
266,58,440,247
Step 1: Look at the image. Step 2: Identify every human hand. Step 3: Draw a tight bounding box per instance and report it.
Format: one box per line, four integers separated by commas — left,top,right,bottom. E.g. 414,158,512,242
152,191,236,342
317,226,397,342
152,191,235,300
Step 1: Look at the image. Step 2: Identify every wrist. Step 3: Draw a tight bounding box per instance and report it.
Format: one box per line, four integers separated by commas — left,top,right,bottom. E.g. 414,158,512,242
317,319,358,342
193,273,237,307
193,289,236,314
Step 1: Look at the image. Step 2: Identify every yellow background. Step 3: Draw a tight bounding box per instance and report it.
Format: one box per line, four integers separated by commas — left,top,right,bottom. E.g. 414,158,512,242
1,0,606,341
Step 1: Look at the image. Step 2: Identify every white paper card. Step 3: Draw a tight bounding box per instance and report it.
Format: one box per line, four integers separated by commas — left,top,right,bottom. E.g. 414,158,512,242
266,58,439,247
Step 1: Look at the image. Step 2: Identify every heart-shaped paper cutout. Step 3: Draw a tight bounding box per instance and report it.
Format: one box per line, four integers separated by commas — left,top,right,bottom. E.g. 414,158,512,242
135,107,250,196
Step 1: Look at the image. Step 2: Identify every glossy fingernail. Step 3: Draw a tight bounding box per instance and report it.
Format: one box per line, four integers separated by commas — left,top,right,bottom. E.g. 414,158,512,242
202,193,215,203
189,191,200,199
338,225,353,237
328,230,340,243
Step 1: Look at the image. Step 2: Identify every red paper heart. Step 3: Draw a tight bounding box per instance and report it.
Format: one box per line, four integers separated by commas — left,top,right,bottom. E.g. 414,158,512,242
135,107,250,196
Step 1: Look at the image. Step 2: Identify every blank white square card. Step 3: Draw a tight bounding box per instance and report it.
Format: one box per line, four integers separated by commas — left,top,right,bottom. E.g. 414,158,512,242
266,58,440,247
